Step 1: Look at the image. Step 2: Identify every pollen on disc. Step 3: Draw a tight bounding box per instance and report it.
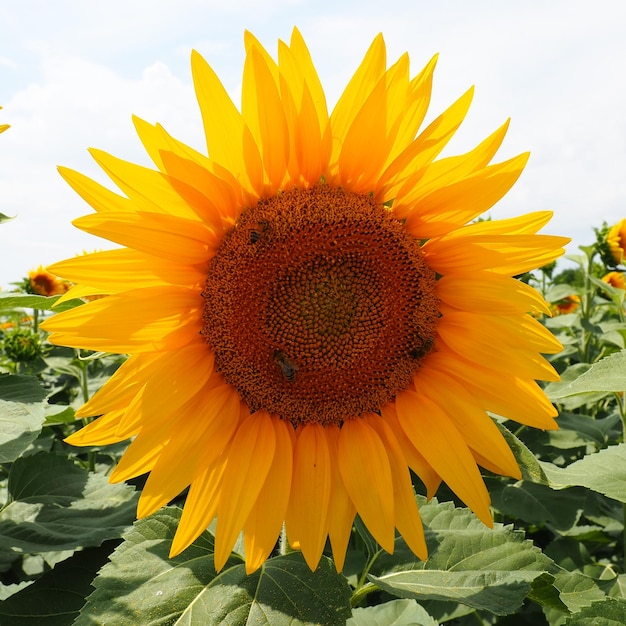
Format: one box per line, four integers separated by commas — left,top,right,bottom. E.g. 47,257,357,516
202,184,439,427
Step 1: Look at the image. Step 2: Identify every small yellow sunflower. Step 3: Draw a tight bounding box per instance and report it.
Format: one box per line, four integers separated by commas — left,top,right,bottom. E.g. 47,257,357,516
42,29,569,574
602,271,626,290
608,219,626,265
551,294,580,315
28,265,71,297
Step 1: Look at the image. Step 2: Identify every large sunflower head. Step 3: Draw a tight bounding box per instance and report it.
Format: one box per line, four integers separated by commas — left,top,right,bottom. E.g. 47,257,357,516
42,29,569,575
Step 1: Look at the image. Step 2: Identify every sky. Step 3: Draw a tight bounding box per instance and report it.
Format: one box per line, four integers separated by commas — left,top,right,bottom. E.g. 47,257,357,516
1,0,625,288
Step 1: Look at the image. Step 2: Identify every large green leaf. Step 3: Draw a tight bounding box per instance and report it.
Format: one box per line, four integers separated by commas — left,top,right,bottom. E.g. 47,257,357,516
548,351,626,398
76,507,352,626
369,499,556,616
347,599,438,626
541,444,626,503
0,374,47,462
0,543,114,626
564,597,626,625
0,453,138,553
0,212,14,223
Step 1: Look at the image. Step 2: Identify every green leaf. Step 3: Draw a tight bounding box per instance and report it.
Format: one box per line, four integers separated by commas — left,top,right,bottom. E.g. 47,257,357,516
0,374,47,462
564,597,626,625
543,412,615,450
0,292,84,313
369,499,556,616
0,543,114,626
545,284,580,303
548,351,626,398
354,514,381,563
43,404,75,425
495,421,549,484
528,572,570,613
0,212,15,223
0,453,138,553
487,479,585,532
540,444,626,503
76,507,352,626
347,599,438,626
591,275,626,305
552,570,610,614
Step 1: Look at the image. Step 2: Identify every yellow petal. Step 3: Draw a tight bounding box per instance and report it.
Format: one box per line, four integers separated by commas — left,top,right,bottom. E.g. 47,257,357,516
53,284,106,304
49,248,205,293
403,153,529,240
40,286,202,353
365,414,428,560
72,211,216,266
132,115,248,211
89,149,202,221
383,54,437,170
436,310,560,382
382,87,474,199
424,231,569,276
109,422,171,483
407,119,510,198
192,49,263,196
380,402,441,498
65,409,126,446
285,423,331,571
243,415,294,574
58,166,132,213
137,384,241,519
214,410,276,571
337,54,410,191
436,270,551,316
159,150,238,225
133,343,215,423
242,44,289,193
425,351,558,429
169,451,228,558
286,27,329,133
330,34,386,166
396,391,492,526
325,424,356,572
413,368,521,479
75,352,160,418
338,418,395,553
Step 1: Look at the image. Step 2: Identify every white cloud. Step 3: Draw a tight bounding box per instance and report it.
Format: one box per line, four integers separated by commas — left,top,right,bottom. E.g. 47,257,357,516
0,54,199,285
1,0,626,285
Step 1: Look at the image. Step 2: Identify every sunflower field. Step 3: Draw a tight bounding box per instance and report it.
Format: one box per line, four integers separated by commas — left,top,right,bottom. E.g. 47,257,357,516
2,31,626,626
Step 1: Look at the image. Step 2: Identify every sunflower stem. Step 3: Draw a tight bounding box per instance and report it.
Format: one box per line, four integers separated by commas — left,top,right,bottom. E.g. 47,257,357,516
617,389,626,568
76,350,96,472
355,548,383,592
350,582,378,608
579,246,597,364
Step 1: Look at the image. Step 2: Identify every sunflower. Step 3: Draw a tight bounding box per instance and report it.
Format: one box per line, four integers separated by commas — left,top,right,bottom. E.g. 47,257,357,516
551,294,580,315
27,265,71,297
608,219,626,265
602,271,626,290
42,29,569,574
